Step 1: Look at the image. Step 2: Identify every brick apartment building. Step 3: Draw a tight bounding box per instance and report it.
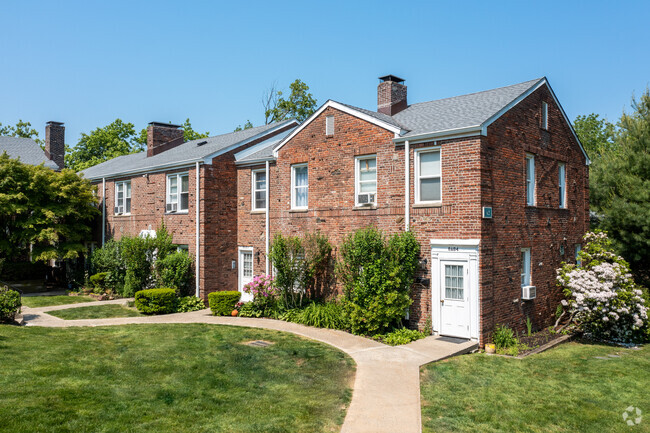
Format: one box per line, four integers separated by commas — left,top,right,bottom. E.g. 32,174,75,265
236,76,589,344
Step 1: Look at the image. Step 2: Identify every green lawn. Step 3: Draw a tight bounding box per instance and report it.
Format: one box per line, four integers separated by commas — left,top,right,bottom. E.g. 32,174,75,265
420,341,649,433
21,294,95,308
0,324,354,433
47,304,143,320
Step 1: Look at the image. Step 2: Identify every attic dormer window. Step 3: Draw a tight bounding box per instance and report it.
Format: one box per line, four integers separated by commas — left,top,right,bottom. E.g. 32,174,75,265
326,116,334,136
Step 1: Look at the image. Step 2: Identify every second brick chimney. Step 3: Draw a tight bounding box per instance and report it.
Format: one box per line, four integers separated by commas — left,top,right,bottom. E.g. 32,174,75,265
147,122,184,157
377,75,407,116
45,121,65,169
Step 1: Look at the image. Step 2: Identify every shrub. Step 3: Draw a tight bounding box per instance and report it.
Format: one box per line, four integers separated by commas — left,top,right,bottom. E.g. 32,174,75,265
381,328,426,346
90,240,126,293
156,251,193,296
177,296,206,312
208,291,241,316
492,324,517,349
89,272,108,290
556,231,648,343
134,288,178,315
292,302,347,330
337,227,420,335
238,301,264,318
243,274,278,316
0,286,21,322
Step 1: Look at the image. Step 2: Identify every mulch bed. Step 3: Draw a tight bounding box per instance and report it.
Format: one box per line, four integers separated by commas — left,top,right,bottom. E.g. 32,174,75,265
516,328,572,357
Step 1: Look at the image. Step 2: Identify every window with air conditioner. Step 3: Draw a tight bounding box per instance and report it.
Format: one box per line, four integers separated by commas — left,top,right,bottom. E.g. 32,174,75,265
521,248,535,300
114,181,131,215
355,155,377,206
167,173,189,213
526,154,536,206
252,169,267,211
291,164,308,210
415,147,441,204
559,162,567,208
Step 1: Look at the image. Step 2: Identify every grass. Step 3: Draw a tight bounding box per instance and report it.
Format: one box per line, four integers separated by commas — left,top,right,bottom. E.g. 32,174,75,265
0,324,354,433
420,341,649,433
47,304,143,320
21,294,95,308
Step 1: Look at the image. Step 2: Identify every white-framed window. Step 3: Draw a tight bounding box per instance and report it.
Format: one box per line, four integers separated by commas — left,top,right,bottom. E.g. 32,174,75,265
114,181,131,214
166,173,189,213
355,155,377,206
558,162,567,208
291,164,308,209
542,101,548,130
326,115,334,136
252,169,267,211
575,244,582,266
415,147,442,204
525,153,535,206
175,244,189,253
521,248,531,286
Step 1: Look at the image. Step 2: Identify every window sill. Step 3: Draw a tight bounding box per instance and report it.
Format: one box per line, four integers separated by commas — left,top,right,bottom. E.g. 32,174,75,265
413,202,442,208
165,211,189,215
353,205,377,210
289,209,308,213
113,213,132,217
250,209,267,214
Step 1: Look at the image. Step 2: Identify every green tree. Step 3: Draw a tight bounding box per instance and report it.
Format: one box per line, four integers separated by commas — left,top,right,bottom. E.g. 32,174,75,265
264,79,317,124
0,153,99,262
66,119,141,172
590,89,650,286
0,120,42,145
573,113,617,160
234,120,253,132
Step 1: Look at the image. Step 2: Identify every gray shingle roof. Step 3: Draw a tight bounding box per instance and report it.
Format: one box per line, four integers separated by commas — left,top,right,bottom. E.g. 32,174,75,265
0,136,59,169
393,78,542,137
338,102,407,130
80,120,297,180
235,128,294,164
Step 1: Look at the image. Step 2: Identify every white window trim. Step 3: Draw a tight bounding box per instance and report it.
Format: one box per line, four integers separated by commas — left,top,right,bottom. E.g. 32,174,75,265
166,172,189,213
526,153,536,206
542,101,549,130
559,162,567,209
415,146,442,205
114,181,131,215
291,163,308,210
251,168,267,212
521,248,531,287
354,154,377,206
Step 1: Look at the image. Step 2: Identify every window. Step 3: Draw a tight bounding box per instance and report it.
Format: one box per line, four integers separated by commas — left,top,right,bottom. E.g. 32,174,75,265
416,148,441,203
291,164,308,209
444,264,464,300
114,181,131,214
326,116,334,136
167,173,189,212
521,248,531,286
558,162,567,208
252,169,267,210
575,244,582,266
175,244,189,253
525,154,535,206
541,101,548,130
355,155,377,206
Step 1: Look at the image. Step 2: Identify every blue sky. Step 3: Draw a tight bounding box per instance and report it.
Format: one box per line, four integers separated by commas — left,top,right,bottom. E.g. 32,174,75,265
1,0,649,144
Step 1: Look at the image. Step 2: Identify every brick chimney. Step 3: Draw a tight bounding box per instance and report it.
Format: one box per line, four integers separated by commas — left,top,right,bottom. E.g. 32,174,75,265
45,121,65,169
377,75,407,116
147,122,184,157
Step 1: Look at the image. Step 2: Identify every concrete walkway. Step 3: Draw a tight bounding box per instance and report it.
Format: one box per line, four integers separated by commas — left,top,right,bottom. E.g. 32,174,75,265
22,301,477,433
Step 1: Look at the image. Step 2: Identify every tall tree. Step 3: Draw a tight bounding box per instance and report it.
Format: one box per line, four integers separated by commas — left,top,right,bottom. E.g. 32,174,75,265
234,120,253,132
0,153,99,262
590,89,650,285
0,120,42,144
264,79,317,124
573,113,617,160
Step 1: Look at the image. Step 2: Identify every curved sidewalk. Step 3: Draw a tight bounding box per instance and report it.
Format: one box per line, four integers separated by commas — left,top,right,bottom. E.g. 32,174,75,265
22,302,477,433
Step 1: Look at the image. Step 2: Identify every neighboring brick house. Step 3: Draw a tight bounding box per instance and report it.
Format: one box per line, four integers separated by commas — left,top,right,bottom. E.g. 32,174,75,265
0,121,66,170
235,76,589,345
80,119,298,299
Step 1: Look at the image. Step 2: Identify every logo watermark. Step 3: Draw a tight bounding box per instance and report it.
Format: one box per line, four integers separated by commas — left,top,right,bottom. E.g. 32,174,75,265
622,406,642,426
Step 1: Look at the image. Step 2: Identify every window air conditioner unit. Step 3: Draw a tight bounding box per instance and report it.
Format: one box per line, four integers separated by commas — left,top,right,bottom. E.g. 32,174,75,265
522,285,536,300
358,193,376,205
166,203,177,213
115,206,124,215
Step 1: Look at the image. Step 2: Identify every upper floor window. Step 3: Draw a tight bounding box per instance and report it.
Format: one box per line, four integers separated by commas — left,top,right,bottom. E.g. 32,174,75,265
526,153,535,206
114,181,131,215
167,173,189,213
291,164,308,209
355,155,377,206
542,101,548,130
521,248,531,286
559,162,567,208
252,169,267,211
416,148,441,203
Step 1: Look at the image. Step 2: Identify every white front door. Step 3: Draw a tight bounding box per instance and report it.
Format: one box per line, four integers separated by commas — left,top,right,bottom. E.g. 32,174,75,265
439,260,471,338
238,248,254,302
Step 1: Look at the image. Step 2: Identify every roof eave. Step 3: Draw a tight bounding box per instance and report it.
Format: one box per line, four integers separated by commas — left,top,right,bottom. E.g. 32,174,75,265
235,157,276,167
392,125,483,144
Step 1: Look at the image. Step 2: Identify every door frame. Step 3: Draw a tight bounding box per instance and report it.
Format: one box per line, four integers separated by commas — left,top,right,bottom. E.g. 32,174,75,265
238,246,254,300
431,239,480,340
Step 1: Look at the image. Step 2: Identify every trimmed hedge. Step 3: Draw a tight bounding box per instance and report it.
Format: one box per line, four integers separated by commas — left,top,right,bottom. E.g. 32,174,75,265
134,288,178,315
0,286,21,322
89,272,108,289
208,291,241,316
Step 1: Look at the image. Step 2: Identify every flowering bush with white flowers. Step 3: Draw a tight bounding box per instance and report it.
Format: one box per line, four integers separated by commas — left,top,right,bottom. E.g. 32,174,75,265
557,231,648,343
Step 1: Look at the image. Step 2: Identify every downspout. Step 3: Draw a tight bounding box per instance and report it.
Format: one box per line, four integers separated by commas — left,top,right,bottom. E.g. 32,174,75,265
195,162,200,298
265,160,270,274
101,177,106,246
405,140,410,231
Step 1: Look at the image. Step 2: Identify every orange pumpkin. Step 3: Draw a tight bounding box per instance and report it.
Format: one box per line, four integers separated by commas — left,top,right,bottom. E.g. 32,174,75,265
231,310,238,317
